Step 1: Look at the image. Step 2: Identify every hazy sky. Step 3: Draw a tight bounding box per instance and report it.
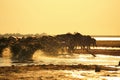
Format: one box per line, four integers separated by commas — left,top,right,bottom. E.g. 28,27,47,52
0,0,120,35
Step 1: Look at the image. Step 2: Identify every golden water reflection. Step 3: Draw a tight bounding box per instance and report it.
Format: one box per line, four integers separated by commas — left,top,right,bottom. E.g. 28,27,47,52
0,58,12,66
0,47,12,66
0,48,120,66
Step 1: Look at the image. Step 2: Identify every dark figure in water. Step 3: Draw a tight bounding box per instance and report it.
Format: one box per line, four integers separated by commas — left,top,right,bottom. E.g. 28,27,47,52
95,65,100,72
118,61,120,66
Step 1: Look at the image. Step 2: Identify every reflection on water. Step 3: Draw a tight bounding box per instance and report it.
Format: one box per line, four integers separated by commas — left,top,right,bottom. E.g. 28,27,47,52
1,53,120,66
0,46,120,66
0,47,12,66
2,47,12,58
91,47,120,50
94,37,120,41
65,70,120,80
32,54,120,65
32,50,120,65
78,54,120,65
1,50,120,79
0,58,12,66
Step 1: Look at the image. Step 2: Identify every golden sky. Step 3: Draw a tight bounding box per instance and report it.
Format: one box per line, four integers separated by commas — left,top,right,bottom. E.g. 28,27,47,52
0,0,120,35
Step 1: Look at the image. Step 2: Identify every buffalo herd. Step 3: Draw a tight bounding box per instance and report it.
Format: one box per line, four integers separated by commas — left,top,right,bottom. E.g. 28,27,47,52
0,32,96,61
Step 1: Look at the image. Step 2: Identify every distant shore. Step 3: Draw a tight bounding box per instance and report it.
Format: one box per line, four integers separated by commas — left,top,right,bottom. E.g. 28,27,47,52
74,49,120,56
96,40,120,47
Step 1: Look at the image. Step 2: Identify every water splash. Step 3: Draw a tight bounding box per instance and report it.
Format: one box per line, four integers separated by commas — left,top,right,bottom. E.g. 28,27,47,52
0,47,12,66
32,50,48,61
2,47,12,58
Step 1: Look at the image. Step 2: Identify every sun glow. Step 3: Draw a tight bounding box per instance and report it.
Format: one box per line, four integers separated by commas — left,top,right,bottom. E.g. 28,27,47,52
0,0,120,35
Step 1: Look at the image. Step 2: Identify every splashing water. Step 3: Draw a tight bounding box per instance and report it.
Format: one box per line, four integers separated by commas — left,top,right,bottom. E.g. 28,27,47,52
31,50,120,66
0,47,12,66
2,47,12,58
0,48,120,66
